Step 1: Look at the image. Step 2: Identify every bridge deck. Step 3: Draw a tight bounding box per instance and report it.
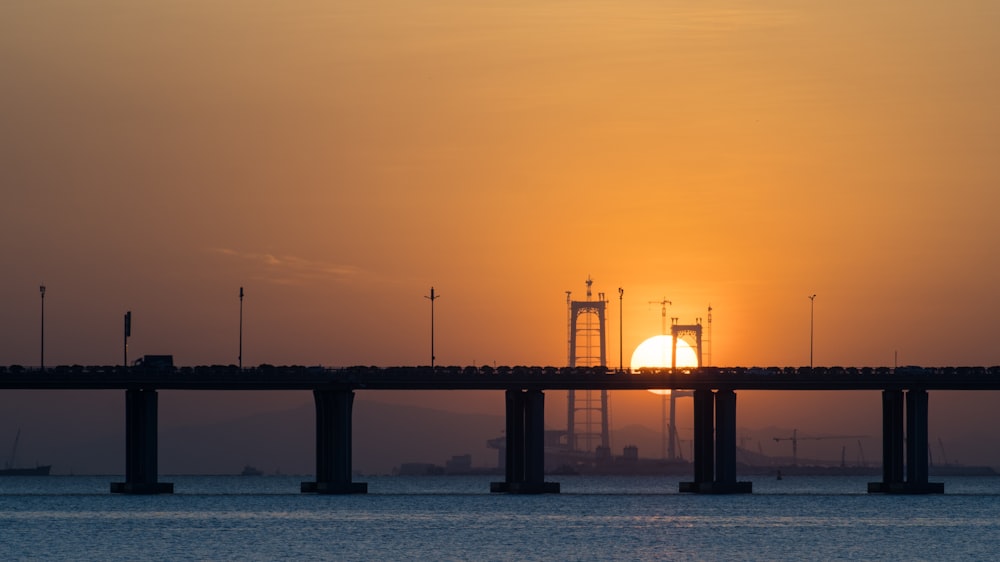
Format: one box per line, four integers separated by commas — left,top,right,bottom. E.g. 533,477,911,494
2,365,1000,391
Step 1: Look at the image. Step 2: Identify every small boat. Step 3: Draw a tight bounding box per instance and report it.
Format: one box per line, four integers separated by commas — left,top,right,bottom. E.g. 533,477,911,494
240,465,263,476
2,428,51,476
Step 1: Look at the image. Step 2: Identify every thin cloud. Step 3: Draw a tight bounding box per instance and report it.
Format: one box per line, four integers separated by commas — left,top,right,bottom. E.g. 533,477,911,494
210,247,364,285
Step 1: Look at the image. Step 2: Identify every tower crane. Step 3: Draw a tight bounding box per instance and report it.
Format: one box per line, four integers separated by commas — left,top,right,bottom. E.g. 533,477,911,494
647,297,672,459
772,429,869,466
938,437,950,466
648,298,672,335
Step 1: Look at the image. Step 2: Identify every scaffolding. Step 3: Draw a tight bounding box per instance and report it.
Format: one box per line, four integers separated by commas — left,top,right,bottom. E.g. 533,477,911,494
566,277,609,456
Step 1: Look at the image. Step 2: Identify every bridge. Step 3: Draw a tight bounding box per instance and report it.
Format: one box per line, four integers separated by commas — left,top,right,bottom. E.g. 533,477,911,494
3,364,999,495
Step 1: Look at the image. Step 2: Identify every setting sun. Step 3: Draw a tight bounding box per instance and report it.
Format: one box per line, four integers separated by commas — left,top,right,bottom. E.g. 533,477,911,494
630,335,698,396
630,335,699,371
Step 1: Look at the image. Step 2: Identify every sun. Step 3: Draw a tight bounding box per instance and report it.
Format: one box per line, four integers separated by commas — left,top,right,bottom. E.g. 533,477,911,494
630,335,698,396
630,335,699,370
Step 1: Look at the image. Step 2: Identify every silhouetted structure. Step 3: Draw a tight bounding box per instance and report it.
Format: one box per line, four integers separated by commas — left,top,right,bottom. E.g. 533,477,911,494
566,277,609,457
2,364,982,495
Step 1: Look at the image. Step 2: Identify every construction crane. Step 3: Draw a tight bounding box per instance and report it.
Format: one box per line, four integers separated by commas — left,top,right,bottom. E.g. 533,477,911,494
648,298,672,335
841,441,868,468
938,437,950,466
772,429,869,466
645,297,676,459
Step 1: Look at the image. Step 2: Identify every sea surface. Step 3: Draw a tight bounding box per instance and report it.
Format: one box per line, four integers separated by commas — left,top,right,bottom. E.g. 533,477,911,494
3,475,1000,560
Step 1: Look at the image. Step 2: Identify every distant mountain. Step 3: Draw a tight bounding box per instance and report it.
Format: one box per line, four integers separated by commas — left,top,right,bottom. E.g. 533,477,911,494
157,398,506,475
1,393,510,475
3,390,997,475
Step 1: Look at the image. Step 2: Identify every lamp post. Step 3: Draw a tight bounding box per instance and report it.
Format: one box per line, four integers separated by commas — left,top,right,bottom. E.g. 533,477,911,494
123,310,131,367
39,285,45,371
809,294,817,368
239,287,244,370
425,287,440,367
618,287,624,372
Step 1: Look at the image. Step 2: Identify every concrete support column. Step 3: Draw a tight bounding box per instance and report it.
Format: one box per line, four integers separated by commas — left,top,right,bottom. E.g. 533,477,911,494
302,389,367,494
691,389,715,485
111,389,173,494
680,389,751,494
715,389,738,485
491,389,559,494
524,390,546,484
884,390,905,486
505,389,526,483
906,389,930,485
869,388,942,494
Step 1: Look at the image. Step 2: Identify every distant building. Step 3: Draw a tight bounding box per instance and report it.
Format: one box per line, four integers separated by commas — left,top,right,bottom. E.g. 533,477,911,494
445,454,472,474
395,462,443,476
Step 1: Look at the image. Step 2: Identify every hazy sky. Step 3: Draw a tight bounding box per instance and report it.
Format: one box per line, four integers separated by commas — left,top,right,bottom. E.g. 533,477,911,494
3,1,999,459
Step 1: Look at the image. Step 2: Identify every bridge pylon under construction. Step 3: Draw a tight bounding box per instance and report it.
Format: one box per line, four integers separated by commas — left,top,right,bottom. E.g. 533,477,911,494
566,277,611,460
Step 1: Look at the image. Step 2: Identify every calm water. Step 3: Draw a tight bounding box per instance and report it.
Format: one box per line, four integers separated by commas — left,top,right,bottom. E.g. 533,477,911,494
3,475,1000,560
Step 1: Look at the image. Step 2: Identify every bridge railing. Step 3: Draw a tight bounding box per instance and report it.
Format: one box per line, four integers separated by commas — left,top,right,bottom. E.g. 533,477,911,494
4,364,1000,378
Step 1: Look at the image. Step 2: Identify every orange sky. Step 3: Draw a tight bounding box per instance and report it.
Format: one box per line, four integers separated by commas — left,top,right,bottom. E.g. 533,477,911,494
2,1,999,464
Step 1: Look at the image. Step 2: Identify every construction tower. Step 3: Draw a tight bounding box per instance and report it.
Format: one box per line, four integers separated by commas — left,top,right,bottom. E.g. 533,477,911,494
566,277,610,457
670,318,704,370
665,316,704,460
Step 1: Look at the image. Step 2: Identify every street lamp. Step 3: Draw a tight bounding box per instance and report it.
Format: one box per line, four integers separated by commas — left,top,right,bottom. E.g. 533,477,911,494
424,287,440,367
124,310,131,366
809,294,817,368
239,287,244,370
618,287,624,372
39,285,45,371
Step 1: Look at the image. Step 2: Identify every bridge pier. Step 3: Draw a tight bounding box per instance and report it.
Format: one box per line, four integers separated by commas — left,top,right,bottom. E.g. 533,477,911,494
111,389,173,494
680,389,752,494
301,390,367,494
491,389,559,494
868,389,943,494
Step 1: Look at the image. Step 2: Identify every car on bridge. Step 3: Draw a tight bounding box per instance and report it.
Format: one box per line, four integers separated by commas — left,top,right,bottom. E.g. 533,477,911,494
133,355,175,372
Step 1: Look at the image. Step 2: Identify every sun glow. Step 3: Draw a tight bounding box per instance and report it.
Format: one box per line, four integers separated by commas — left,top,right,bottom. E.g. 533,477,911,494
630,335,698,370
630,335,698,396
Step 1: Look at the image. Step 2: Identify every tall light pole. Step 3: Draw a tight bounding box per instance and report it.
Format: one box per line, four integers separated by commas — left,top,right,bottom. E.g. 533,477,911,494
425,287,440,367
239,287,244,370
618,287,624,372
809,294,817,368
123,310,132,367
39,285,45,371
